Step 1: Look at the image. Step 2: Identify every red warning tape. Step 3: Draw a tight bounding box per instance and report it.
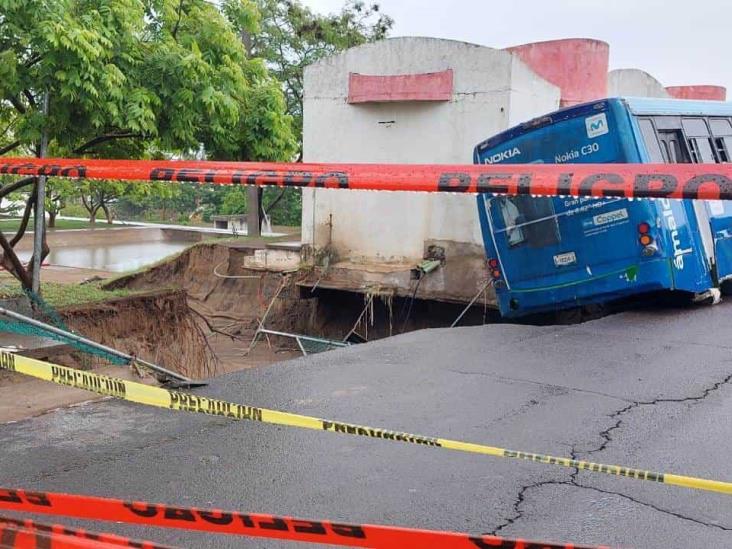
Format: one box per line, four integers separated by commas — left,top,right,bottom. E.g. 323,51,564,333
0,488,610,549
1,156,731,200
0,514,172,549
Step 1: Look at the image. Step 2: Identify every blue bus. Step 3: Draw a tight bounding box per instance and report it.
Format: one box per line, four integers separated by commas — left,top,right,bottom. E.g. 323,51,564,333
474,97,732,318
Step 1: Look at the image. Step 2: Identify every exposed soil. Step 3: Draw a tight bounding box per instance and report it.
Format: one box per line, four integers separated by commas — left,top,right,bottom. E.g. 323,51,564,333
0,288,217,423
0,240,492,424
106,243,318,339
58,289,217,379
107,243,495,349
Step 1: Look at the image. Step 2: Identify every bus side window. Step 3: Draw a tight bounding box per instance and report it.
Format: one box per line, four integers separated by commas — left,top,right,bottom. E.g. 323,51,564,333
682,118,717,163
710,118,732,163
499,199,525,247
657,130,692,164
638,119,665,162
498,196,559,249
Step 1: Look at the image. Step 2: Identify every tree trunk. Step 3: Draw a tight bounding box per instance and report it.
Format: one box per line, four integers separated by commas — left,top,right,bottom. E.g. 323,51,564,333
48,211,57,228
102,204,113,224
89,207,98,224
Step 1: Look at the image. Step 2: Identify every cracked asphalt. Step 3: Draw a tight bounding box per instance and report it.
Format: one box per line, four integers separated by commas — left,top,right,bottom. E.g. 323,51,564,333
1,301,731,548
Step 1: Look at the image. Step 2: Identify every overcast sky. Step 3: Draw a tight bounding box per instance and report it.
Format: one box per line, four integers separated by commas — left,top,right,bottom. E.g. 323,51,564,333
301,0,732,94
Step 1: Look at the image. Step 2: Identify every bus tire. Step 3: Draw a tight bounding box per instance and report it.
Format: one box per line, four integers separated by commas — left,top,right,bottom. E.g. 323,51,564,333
556,307,583,325
721,280,732,296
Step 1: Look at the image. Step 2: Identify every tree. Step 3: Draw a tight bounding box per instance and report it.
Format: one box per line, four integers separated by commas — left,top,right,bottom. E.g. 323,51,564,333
0,0,295,290
250,0,392,225
45,178,75,228
252,0,393,153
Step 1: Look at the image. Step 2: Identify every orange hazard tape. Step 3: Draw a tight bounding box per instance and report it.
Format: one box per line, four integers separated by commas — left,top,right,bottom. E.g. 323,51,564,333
0,515,171,549
1,156,731,200
0,488,610,549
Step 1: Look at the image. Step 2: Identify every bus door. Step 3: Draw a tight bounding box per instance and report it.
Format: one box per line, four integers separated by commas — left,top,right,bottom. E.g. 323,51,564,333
674,117,732,285
653,121,717,280
696,117,732,280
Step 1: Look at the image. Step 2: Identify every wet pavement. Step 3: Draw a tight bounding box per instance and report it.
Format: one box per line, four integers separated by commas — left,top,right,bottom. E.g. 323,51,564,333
16,227,193,272
0,301,731,548
21,240,191,272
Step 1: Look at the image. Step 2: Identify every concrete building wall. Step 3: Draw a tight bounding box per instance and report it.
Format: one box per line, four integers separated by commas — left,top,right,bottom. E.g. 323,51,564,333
302,37,560,264
507,39,609,106
666,85,727,101
608,69,670,98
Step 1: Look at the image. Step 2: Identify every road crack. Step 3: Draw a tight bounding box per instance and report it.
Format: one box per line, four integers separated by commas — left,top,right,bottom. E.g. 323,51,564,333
490,372,732,536
584,370,732,456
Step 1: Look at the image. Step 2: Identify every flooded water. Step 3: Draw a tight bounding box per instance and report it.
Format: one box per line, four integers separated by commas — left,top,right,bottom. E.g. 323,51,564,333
19,239,192,272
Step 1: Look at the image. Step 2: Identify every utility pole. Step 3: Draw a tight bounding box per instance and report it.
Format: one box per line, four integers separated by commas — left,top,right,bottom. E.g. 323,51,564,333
247,186,261,237
31,92,49,295
240,28,261,238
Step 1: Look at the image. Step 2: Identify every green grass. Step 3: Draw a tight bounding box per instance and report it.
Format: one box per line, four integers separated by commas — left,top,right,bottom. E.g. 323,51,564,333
0,218,120,232
0,279,134,308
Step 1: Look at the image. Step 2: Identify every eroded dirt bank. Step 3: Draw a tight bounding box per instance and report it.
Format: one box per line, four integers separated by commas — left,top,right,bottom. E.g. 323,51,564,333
0,288,216,423
59,289,216,378
107,243,493,347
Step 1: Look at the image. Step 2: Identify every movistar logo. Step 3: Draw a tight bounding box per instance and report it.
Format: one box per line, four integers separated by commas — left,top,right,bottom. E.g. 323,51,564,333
585,113,609,138
483,147,521,164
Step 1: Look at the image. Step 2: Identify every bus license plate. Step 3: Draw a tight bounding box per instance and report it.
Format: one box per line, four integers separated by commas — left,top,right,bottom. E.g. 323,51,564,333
554,251,577,267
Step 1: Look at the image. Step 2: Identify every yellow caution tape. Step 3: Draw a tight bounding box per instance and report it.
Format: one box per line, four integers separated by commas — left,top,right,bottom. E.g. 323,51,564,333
1,351,730,496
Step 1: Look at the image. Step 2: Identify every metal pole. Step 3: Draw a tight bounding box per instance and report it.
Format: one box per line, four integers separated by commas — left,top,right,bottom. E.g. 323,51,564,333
450,280,493,328
31,92,49,295
0,306,193,383
247,185,261,237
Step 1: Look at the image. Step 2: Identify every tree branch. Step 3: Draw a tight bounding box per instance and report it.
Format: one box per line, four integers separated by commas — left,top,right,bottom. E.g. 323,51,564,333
24,54,42,68
0,140,21,156
172,0,185,39
8,97,26,115
0,231,32,289
73,132,143,154
80,193,92,213
264,188,287,214
0,176,36,198
10,185,37,247
22,90,36,109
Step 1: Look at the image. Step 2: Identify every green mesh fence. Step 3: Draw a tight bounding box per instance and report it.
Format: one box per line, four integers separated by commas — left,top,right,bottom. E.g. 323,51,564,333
299,337,348,354
0,318,127,365
0,288,127,365
24,288,70,332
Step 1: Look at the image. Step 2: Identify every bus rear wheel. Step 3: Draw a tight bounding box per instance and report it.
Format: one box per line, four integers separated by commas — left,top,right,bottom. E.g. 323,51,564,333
721,280,732,296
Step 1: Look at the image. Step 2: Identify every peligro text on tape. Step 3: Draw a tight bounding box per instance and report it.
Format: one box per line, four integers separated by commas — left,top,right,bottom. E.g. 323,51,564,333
0,488,610,549
1,351,730,496
1,156,732,200
0,514,171,549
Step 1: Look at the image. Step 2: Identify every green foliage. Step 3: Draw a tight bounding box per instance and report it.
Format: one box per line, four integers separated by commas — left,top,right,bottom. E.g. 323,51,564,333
0,278,133,308
0,218,119,231
245,0,392,227
221,185,248,215
0,0,295,160
251,0,393,151
45,178,75,223
263,187,300,226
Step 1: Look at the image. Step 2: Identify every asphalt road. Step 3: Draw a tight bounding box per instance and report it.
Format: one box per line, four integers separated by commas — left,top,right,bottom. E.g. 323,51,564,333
1,301,731,548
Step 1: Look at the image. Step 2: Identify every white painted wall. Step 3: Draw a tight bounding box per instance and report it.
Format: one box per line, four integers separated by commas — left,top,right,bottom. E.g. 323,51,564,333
302,37,560,262
608,69,671,98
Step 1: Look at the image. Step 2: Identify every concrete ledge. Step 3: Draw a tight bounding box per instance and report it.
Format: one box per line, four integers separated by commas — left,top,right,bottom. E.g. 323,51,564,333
348,70,453,103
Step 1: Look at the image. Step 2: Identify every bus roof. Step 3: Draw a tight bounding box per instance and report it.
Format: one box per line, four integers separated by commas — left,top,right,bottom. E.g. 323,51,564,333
475,96,732,154
623,96,732,116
